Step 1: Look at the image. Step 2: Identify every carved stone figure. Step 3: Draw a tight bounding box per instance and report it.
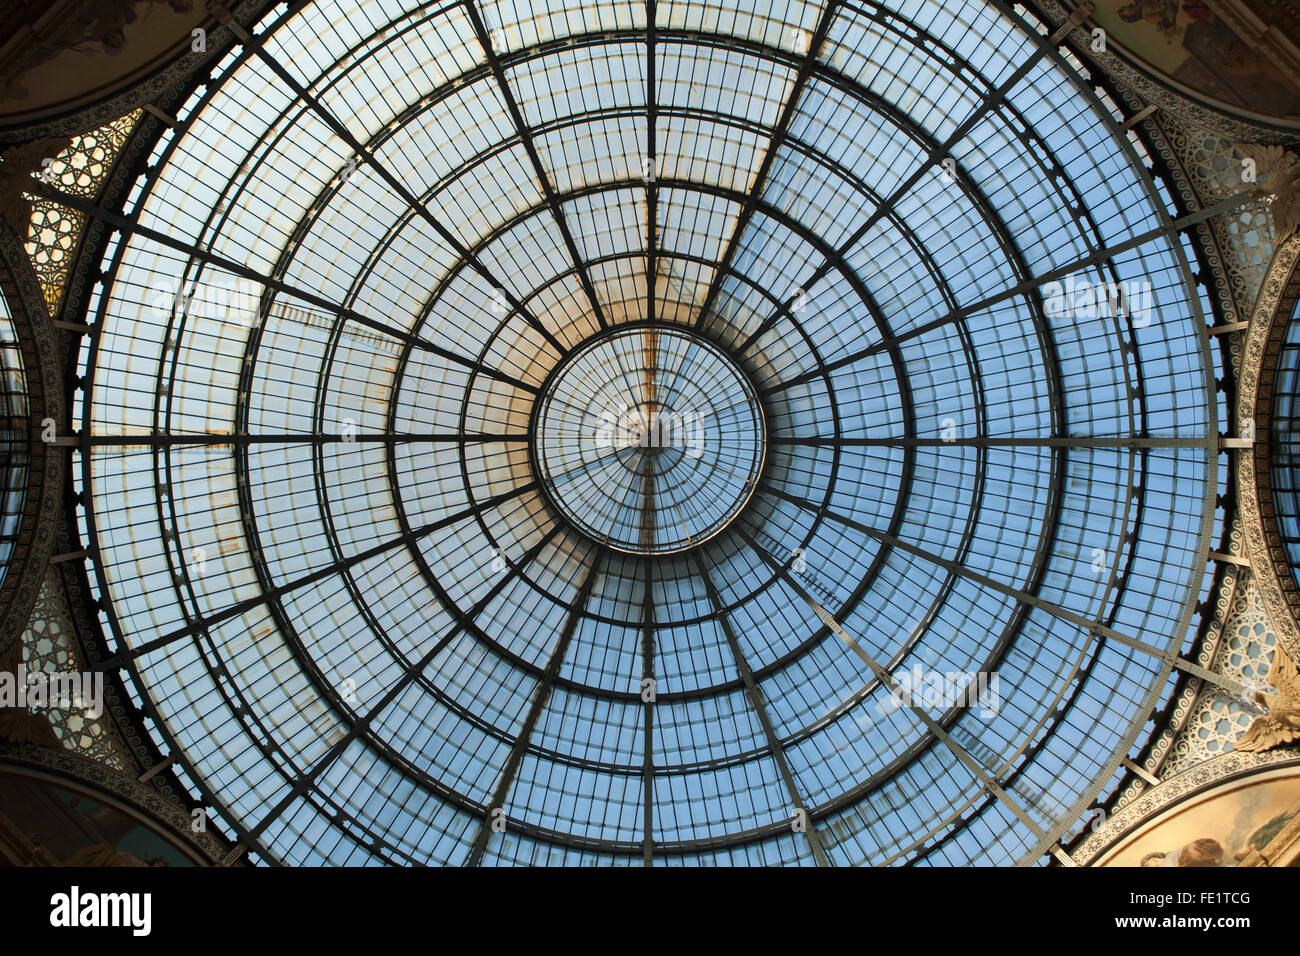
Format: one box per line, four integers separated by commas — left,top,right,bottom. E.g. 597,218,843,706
0,136,71,233
1235,643,1300,752
1237,143,1300,243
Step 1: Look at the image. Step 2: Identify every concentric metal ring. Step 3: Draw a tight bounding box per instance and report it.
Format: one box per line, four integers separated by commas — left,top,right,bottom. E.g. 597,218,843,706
531,326,766,554
77,0,1218,867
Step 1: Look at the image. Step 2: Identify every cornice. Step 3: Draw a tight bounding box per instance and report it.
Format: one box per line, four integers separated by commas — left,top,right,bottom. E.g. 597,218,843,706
0,741,230,863
1030,0,1300,143
1238,235,1300,662
0,0,280,145
1072,747,1300,864
0,221,63,651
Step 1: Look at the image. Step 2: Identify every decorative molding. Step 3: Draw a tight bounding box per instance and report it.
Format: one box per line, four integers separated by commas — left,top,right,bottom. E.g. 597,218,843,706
23,112,138,313
1162,571,1284,773
20,568,131,769
1072,748,1300,864
0,741,230,863
1117,566,1245,805
0,219,64,653
0,0,279,145
1030,0,1300,142
1238,234,1300,662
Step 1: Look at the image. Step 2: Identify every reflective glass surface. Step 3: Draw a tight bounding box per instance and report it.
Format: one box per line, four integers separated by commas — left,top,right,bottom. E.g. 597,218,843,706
79,0,1218,865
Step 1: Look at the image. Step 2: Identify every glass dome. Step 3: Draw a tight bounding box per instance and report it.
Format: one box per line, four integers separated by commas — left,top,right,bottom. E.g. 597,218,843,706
531,325,767,554
77,0,1219,865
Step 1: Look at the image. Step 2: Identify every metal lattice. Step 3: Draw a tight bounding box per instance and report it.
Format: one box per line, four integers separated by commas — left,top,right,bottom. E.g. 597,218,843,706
65,0,1224,866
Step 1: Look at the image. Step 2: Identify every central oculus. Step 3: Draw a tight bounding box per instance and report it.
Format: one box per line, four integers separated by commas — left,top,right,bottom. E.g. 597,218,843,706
531,326,766,555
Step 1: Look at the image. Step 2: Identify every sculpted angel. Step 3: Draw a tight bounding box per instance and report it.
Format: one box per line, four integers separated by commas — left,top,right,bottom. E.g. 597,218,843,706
1235,645,1300,752
1237,143,1300,243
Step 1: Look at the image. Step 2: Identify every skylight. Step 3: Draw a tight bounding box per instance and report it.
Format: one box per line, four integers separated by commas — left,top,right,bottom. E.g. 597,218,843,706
78,0,1217,866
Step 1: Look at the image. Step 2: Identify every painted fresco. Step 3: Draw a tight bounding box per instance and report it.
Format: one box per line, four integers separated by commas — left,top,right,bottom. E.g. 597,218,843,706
1099,769,1300,866
1091,1,1300,119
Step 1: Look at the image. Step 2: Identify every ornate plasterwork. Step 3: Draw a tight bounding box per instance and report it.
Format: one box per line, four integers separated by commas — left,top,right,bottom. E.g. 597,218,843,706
1237,234,1300,663
22,110,138,312
1112,567,1243,811
0,0,276,146
1163,574,1282,770
0,220,63,653
1030,0,1300,143
1072,748,1300,864
17,569,130,770
1132,101,1274,336
0,742,229,864
1107,567,1287,812
1237,143,1300,245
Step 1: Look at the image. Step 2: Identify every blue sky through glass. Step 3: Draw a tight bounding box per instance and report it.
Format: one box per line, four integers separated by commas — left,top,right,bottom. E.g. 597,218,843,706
77,0,1219,866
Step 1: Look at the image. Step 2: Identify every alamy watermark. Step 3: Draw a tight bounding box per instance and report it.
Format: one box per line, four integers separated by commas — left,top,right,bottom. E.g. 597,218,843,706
150,276,261,327
0,664,104,719
1043,274,1154,327
882,665,1001,718
50,886,150,936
